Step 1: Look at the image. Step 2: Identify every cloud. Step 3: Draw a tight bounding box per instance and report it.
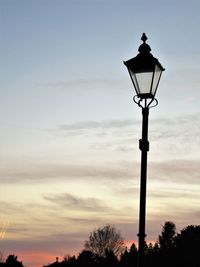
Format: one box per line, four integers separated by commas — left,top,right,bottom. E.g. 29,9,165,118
55,113,200,159
149,189,199,200
148,159,200,184
58,119,134,131
0,199,113,243
0,202,28,215
43,193,113,212
0,160,139,184
1,113,200,191
0,157,199,189
56,119,138,139
41,78,126,91
56,113,200,139
65,216,105,225
150,113,200,139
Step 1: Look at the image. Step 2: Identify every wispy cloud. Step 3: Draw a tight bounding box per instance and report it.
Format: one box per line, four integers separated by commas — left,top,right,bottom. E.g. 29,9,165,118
148,159,200,184
0,202,27,215
56,119,137,139
56,113,200,141
41,78,126,91
58,119,134,131
43,193,112,212
0,160,139,184
55,113,200,158
0,157,199,187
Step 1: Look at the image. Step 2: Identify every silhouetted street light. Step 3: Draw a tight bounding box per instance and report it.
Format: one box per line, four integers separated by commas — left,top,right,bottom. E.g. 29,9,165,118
124,33,165,267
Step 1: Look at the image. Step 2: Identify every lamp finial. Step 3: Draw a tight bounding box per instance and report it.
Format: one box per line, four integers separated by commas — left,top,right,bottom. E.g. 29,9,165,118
141,33,147,43
138,33,151,53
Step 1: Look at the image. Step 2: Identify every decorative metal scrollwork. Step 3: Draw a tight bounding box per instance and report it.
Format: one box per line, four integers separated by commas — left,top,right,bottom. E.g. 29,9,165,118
133,95,158,109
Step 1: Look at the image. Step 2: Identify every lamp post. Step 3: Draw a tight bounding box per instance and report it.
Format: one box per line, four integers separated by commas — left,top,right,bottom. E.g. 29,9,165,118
124,33,165,267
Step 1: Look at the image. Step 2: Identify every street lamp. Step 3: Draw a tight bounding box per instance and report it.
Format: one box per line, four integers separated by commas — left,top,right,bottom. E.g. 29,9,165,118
124,33,165,267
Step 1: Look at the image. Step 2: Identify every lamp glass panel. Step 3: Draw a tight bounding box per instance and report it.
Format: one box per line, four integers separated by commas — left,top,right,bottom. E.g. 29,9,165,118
129,69,140,94
135,71,153,95
151,64,162,96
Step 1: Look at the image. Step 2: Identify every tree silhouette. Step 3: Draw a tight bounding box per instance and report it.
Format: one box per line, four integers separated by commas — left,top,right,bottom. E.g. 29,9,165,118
84,224,125,258
63,255,77,266
175,225,200,267
5,255,23,267
158,221,176,250
104,249,118,267
157,221,176,267
120,243,137,267
77,250,96,267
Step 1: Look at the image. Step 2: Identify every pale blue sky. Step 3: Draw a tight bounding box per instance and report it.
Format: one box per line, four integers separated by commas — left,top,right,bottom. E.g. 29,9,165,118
0,1,200,267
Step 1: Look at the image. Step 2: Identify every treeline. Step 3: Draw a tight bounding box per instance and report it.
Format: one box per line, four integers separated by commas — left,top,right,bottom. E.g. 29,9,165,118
45,221,200,267
1,221,200,267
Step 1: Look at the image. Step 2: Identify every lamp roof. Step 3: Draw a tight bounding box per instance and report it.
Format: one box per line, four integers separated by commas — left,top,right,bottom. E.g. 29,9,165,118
124,33,165,72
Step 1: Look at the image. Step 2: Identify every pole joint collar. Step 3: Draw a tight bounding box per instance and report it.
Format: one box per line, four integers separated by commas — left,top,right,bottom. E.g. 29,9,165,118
139,139,149,151
137,232,147,238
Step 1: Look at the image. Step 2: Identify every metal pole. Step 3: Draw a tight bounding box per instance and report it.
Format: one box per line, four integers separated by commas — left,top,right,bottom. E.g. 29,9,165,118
137,107,149,267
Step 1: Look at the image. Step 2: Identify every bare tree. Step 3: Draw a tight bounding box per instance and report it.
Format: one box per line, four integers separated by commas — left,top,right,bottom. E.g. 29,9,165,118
84,224,125,258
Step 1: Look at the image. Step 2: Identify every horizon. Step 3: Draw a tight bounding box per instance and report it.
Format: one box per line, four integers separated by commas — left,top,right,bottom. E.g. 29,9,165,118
1,221,197,267
1,1,200,267
1,221,199,267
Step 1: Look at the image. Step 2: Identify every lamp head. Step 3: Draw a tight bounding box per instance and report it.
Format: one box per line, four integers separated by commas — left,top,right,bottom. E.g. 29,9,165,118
124,33,165,99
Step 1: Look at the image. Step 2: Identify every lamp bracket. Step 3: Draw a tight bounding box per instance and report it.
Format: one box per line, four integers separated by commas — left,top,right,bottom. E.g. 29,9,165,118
133,95,158,109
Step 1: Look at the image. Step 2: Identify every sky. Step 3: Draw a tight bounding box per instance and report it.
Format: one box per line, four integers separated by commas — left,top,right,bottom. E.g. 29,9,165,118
0,0,200,266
